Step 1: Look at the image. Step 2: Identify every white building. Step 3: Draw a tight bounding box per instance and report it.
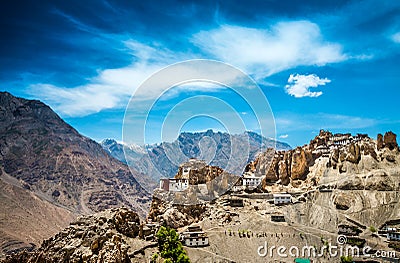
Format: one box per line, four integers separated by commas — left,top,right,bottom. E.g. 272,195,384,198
387,232,400,241
242,173,263,188
180,226,209,247
169,178,189,191
231,185,244,192
179,158,206,179
273,193,292,205
312,145,330,157
159,178,189,192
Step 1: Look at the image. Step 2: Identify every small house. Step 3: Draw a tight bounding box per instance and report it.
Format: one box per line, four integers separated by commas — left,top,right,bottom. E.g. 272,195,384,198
180,225,209,247
242,172,263,189
387,232,400,241
271,213,285,222
159,178,189,192
338,224,362,236
228,198,244,207
273,193,292,205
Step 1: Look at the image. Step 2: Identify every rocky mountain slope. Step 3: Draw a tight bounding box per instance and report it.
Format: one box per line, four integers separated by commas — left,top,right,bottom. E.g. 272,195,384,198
0,92,151,255
101,130,291,189
1,207,158,263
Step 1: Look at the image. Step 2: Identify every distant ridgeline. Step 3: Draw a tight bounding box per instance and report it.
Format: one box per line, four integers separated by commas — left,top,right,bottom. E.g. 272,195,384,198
101,130,291,189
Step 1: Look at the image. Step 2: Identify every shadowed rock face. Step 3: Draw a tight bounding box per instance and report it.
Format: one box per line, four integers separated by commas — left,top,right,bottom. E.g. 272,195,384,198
383,131,398,150
0,92,151,254
377,133,384,150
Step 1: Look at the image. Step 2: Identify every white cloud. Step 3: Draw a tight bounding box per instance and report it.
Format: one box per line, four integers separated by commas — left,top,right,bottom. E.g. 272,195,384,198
30,40,249,117
192,21,347,78
30,20,348,117
30,41,186,116
279,134,289,139
392,32,400,43
285,74,331,98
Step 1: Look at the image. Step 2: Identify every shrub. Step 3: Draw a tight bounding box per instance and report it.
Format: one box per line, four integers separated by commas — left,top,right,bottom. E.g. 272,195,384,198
340,255,353,263
153,226,190,263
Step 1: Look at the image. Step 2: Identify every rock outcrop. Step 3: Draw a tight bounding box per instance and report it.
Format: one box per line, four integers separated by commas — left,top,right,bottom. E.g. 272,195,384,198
1,208,141,263
147,196,206,229
383,131,398,150
175,159,224,185
377,133,384,150
290,147,311,180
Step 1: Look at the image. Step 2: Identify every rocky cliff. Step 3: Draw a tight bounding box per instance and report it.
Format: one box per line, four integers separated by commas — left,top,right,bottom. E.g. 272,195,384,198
0,92,151,255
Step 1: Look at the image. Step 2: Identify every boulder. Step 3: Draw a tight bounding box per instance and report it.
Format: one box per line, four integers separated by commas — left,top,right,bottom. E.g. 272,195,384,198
112,208,140,238
334,193,352,210
337,176,364,190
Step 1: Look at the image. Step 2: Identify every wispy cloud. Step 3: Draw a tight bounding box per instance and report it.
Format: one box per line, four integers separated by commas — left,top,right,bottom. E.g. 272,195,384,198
279,134,289,139
285,74,331,98
275,113,377,132
392,32,400,43
192,21,347,78
30,41,184,116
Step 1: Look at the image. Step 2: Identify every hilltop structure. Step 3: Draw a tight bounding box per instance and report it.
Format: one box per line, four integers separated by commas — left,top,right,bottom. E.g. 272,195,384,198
159,158,226,192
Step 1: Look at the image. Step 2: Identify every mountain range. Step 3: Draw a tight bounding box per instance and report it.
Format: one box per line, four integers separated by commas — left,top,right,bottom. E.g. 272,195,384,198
101,130,291,190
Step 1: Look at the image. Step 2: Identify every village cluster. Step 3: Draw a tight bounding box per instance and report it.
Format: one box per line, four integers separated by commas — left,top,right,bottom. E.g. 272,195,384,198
312,132,368,156
155,158,300,248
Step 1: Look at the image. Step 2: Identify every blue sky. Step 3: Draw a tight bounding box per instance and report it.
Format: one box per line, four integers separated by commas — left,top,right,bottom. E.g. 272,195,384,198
1,0,400,147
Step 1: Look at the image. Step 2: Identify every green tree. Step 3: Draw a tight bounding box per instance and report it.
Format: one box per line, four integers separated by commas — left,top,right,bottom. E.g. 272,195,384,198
154,226,190,263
